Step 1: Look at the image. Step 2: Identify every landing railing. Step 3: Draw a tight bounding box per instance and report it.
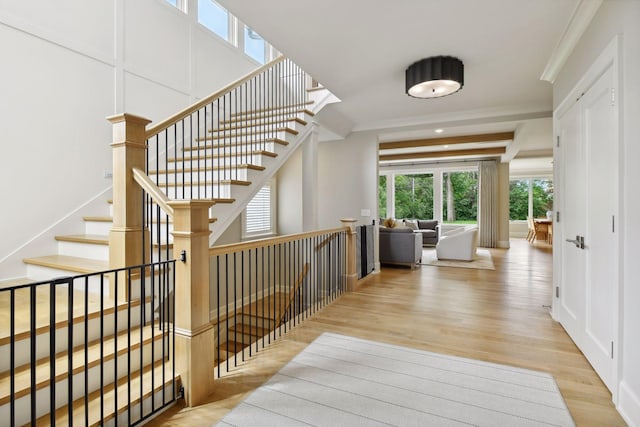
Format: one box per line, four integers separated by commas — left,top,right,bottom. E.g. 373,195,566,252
0,260,177,426
210,227,348,376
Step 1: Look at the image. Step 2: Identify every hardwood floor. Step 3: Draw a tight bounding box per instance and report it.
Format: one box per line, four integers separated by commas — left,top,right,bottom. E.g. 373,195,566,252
148,239,626,426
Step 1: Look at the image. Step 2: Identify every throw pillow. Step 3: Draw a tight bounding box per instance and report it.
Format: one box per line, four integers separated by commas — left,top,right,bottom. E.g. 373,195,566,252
404,219,418,231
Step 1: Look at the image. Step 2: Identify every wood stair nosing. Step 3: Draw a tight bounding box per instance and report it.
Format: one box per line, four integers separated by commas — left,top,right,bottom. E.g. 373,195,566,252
209,117,307,133
35,359,179,427
0,324,168,406
22,255,109,275
221,109,314,125
148,164,266,175
230,101,314,118
201,127,298,140
55,235,109,246
170,150,278,161
187,137,289,149
82,216,113,223
159,179,252,188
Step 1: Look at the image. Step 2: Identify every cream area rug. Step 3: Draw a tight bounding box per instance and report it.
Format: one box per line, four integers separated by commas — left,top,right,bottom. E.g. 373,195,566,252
215,333,575,426
421,248,495,270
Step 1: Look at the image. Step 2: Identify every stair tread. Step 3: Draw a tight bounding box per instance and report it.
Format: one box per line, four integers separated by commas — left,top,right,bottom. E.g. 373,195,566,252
23,255,109,274
159,179,251,188
0,323,168,405
230,101,314,117
35,360,179,426
55,234,109,245
228,323,270,338
83,216,113,223
181,139,288,151
200,127,298,140
209,117,306,133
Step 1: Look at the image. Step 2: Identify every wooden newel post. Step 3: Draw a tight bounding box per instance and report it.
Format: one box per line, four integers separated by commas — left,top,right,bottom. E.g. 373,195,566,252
169,200,216,406
107,113,151,301
340,219,358,291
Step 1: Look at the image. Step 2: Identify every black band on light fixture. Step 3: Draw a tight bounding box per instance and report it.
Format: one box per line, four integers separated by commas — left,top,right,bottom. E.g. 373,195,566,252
406,56,464,98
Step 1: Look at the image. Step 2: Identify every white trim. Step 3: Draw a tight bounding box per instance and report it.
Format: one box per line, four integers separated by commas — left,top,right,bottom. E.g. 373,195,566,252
552,35,621,401
619,381,640,427
540,0,603,83
241,179,277,239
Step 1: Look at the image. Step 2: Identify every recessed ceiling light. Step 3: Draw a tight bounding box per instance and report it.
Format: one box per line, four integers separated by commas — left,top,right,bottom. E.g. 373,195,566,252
435,129,444,134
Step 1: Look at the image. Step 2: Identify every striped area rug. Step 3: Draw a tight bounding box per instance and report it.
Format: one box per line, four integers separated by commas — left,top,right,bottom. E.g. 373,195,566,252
215,333,575,426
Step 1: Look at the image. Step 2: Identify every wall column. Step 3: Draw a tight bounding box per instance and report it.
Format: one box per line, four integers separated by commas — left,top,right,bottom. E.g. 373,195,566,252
386,173,395,219
169,199,216,406
340,218,358,291
302,123,319,231
433,171,443,223
108,113,151,301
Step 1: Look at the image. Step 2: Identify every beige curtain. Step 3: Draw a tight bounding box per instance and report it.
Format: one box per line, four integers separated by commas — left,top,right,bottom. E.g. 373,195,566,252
478,160,498,248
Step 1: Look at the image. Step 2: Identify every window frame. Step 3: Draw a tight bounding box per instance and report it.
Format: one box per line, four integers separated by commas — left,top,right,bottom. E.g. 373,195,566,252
508,176,554,222
242,180,277,239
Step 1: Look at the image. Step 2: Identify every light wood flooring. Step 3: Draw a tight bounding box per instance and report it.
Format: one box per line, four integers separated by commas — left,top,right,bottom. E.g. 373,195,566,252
148,239,626,426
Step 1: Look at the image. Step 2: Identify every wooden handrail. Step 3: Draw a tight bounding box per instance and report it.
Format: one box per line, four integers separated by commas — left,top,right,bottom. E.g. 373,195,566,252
209,227,348,256
132,167,174,217
146,56,286,138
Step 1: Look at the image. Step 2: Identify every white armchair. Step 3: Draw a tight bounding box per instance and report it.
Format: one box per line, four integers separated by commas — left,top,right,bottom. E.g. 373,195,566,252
436,226,479,261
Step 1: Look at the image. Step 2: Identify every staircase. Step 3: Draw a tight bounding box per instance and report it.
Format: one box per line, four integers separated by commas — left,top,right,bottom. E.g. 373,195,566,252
0,56,335,424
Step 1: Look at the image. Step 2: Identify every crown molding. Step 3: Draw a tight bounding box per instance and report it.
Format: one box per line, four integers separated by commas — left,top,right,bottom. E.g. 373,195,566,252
540,0,603,83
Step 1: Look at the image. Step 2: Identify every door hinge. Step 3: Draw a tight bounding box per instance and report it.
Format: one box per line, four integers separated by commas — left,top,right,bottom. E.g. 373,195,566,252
556,286,559,298
612,215,615,233
611,88,616,106
556,211,560,223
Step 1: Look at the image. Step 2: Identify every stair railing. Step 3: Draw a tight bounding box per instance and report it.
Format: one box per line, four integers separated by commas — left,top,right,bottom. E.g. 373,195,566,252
144,56,309,204
209,225,353,376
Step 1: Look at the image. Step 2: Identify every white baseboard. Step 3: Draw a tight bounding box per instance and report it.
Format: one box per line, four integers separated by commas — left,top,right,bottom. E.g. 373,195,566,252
497,240,510,249
619,381,640,427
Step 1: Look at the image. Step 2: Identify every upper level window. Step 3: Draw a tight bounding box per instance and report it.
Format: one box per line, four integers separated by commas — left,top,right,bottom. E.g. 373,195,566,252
198,0,230,41
165,0,186,12
244,26,266,64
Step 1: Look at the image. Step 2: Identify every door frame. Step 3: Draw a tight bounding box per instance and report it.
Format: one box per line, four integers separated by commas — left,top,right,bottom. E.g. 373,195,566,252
551,35,622,402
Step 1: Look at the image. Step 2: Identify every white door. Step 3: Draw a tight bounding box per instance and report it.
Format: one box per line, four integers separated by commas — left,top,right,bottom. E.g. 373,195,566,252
582,66,617,392
557,97,585,346
557,65,618,394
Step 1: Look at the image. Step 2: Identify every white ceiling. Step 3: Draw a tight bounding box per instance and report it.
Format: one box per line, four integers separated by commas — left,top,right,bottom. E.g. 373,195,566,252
217,0,580,165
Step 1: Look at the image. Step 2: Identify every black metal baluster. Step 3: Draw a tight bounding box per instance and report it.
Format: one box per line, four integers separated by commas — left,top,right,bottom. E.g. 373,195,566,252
225,253,229,373
216,255,220,378
127,269,132,426
84,277,89,424
67,279,74,424
10,289,15,426
30,285,36,425
49,281,56,426
233,252,237,368
241,251,245,362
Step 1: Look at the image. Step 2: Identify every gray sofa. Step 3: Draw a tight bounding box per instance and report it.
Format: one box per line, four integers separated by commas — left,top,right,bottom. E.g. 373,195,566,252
379,227,422,269
404,219,440,246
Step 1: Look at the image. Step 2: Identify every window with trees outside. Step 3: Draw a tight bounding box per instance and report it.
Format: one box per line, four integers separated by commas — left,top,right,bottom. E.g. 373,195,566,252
509,178,553,220
443,171,478,224
394,174,434,219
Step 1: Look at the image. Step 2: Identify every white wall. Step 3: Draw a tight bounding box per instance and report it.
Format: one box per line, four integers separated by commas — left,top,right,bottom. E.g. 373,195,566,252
318,131,379,229
0,0,258,278
553,2,640,425
277,147,303,235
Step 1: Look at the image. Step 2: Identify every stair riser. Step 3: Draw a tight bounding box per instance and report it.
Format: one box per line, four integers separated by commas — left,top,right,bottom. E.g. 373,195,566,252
209,123,293,135
169,152,275,167
0,306,151,371
152,168,262,185
223,112,308,127
57,241,109,261
163,185,232,200
181,141,279,155
85,221,112,236
25,265,109,294
194,128,295,144
107,381,176,427
1,344,167,426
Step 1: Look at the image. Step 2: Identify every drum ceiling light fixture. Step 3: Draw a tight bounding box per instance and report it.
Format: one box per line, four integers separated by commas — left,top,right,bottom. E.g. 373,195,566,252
406,56,464,99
